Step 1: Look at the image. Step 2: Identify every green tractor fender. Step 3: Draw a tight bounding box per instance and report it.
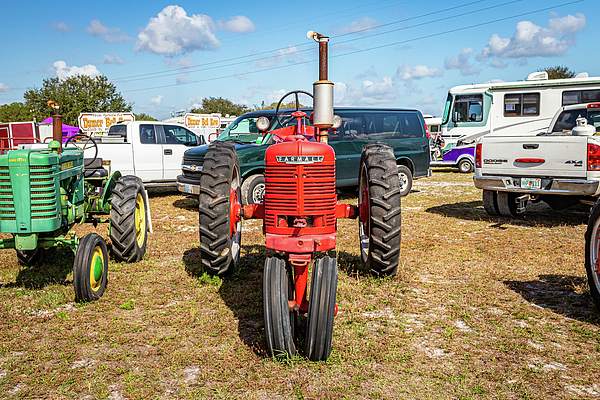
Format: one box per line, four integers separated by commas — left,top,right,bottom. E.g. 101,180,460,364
98,171,122,213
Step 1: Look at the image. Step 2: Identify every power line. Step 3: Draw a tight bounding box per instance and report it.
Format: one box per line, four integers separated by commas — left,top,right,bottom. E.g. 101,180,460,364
122,0,582,93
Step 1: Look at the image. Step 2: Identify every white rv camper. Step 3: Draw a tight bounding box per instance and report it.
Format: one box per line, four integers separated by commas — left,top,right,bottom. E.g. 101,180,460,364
440,71,600,148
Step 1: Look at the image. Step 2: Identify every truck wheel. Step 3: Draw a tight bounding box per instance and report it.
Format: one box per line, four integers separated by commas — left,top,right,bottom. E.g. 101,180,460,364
482,190,500,216
458,159,474,173
110,176,148,263
358,142,401,277
585,200,600,311
497,192,521,217
305,256,338,361
263,256,296,358
240,173,265,205
73,233,108,302
397,165,413,197
198,142,242,276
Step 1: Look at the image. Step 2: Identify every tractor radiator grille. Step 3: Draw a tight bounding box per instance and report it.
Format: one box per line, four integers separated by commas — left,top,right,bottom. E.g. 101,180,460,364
29,167,58,219
0,166,14,220
263,163,336,229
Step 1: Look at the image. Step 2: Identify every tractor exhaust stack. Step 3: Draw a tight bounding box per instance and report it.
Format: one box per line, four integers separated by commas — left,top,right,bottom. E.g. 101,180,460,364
308,31,334,143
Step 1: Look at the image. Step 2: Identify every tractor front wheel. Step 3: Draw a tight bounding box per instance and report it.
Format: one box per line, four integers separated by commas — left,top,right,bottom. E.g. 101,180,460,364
198,142,242,276
358,142,402,277
73,233,108,302
305,256,338,361
16,248,45,266
110,176,148,263
263,256,296,358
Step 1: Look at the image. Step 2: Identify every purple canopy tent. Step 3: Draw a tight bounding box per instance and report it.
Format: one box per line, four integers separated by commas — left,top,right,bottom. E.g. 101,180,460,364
40,117,80,142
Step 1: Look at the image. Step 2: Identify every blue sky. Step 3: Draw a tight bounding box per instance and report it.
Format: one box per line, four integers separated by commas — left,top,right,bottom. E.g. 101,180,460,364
0,0,596,120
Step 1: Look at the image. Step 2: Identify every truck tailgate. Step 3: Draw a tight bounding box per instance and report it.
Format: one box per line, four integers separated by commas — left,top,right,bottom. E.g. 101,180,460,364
481,136,588,178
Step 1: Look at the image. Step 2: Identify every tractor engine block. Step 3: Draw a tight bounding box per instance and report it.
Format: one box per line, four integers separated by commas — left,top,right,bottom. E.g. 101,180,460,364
263,138,337,254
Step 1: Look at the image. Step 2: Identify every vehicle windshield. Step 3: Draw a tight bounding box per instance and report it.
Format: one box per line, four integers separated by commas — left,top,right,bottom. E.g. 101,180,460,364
441,93,452,125
217,115,276,144
551,109,600,134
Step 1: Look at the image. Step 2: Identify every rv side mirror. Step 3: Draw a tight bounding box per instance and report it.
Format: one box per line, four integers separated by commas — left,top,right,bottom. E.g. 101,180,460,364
451,112,458,123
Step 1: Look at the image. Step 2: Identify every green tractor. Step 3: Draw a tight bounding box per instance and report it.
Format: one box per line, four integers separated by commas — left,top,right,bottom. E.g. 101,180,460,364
0,104,149,302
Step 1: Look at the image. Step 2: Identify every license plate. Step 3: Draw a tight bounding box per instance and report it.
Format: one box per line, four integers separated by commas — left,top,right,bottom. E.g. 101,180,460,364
184,184,193,194
521,177,541,189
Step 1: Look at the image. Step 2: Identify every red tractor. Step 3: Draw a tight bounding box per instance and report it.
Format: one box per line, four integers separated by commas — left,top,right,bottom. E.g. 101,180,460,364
197,32,401,360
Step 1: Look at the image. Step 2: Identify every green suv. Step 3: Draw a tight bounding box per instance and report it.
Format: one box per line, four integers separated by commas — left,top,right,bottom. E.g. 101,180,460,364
177,108,431,204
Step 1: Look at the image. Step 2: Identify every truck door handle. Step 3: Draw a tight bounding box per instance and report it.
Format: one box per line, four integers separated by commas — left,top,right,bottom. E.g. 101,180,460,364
523,144,539,149
164,149,173,155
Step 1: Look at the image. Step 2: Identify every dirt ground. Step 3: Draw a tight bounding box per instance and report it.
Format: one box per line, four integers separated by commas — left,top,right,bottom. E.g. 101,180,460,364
1,167,599,399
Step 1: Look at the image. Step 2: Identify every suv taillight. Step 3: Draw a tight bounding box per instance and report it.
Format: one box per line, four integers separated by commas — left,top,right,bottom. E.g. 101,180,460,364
588,144,600,170
475,143,482,168
424,123,430,138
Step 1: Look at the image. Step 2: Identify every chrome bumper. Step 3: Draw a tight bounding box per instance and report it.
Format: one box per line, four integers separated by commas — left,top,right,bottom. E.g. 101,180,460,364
473,175,600,196
177,182,200,195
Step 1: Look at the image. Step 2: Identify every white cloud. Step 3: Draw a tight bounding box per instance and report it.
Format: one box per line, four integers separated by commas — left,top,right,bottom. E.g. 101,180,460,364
100,54,124,65
235,71,249,81
354,67,379,80
187,96,203,110
86,19,132,43
395,61,443,80
0,83,11,92
444,47,481,76
149,95,163,107
174,57,196,84
490,59,508,69
334,77,398,106
134,6,220,54
217,15,256,34
266,89,287,105
255,45,303,68
48,21,73,33
332,17,382,35
52,61,101,80
480,13,586,59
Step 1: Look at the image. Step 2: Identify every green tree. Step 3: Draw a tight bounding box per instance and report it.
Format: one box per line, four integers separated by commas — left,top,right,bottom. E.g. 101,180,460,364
134,113,158,121
538,66,576,79
24,75,132,126
191,96,249,117
0,102,32,122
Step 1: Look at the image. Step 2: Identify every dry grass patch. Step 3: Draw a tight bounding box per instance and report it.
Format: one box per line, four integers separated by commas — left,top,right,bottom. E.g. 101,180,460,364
1,171,599,399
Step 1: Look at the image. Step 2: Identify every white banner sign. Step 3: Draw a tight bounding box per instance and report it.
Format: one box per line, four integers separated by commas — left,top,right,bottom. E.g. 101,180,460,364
184,113,221,129
78,113,135,133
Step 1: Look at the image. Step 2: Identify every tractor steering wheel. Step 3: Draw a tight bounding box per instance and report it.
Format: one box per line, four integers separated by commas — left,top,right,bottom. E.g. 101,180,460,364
65,134,98,168
274,90,313,129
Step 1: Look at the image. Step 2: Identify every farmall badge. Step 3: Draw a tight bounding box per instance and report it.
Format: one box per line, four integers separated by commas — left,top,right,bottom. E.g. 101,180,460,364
276,156,324,164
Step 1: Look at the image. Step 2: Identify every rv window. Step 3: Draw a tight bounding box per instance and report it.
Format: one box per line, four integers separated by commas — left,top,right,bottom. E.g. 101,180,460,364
504,93,540,116
563,90,600,106
453,94,483,123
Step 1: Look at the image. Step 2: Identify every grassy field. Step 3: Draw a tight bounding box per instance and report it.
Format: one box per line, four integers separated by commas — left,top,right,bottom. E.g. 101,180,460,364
1,168,599,399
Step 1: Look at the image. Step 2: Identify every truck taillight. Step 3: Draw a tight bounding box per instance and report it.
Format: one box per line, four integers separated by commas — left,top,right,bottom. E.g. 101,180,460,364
475,143,482,168
588,144,600,170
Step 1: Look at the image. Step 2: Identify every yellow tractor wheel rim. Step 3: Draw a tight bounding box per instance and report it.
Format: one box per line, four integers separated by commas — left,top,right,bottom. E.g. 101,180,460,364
89,246,104,291
135,193,146,248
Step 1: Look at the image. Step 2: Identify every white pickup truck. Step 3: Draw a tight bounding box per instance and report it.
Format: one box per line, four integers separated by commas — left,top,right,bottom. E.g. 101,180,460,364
22,121,205,186
474,102,600,217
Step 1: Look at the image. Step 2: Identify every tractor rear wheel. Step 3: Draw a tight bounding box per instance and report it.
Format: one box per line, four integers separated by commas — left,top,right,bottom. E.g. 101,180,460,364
198,142,241,276
585,199,600,311
305,256,338,361
73,233,108,302
263,256,296,358
110,176,148,263
358,142,402,277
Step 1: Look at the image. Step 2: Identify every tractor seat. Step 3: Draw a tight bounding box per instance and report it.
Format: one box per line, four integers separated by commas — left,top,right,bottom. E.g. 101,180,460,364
83,158,108,178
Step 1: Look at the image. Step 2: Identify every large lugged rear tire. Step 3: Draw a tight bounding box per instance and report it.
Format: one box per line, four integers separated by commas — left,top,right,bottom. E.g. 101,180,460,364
198,142,241,276
110,176,148,263
73,233,108,302
358,142,402,277
305,256,338,361
585,200,600,310
263,256,296,358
